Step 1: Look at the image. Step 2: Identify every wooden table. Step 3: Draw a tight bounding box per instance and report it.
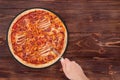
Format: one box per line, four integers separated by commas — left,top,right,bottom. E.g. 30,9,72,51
0,0,120,80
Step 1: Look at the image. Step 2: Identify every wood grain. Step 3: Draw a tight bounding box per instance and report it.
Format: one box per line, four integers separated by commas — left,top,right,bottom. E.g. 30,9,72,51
0,0,120,80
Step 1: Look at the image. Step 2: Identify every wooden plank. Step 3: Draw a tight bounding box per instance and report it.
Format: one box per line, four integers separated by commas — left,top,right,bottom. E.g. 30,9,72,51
0,56,119,80
1,33,120,57
1,33,120,60
0,32,120,79
0,0,120,10
0,9,120,34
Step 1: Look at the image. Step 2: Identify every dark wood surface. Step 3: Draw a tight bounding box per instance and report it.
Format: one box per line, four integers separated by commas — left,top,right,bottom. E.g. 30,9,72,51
0,0,120,80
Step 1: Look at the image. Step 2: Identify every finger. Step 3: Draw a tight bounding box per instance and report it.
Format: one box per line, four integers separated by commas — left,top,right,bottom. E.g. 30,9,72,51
60,58,68,74
64,58,71,63
71,61,76,63
61,58,71,73
64,58,72,72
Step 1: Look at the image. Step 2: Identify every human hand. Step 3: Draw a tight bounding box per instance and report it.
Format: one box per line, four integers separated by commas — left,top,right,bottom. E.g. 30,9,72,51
60,58,89,80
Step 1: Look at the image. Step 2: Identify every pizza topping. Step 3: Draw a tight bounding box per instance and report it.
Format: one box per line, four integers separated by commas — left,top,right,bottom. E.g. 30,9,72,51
15,33,26,45
24,18,30,28
38,18,51,29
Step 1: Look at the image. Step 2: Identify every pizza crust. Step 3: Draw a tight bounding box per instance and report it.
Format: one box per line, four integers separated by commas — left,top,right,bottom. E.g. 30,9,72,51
8,8,68,68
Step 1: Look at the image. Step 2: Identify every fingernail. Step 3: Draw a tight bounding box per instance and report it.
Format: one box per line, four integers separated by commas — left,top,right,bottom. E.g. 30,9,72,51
60,57,64,62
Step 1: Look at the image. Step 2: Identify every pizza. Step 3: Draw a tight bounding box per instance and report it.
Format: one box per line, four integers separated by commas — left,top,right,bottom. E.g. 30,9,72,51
8,8,68,68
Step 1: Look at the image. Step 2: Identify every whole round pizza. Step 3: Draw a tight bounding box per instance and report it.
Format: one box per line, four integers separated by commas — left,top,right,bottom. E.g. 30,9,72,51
8,8,68,68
